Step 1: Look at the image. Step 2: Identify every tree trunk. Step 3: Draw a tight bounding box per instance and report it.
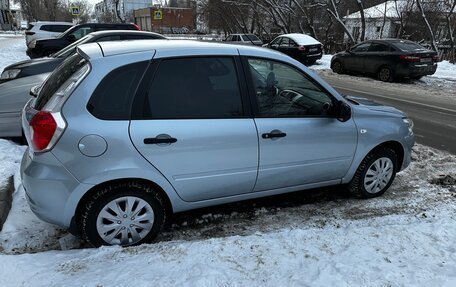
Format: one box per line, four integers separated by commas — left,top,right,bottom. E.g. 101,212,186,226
446,1,456,63
115,0,126,23
355,0,366,41
416,0,438,52
326,0,355,44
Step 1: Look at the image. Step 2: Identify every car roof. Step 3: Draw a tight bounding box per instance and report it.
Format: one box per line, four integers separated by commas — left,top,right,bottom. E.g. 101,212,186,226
89,30,165,38
31,21,73,26
278,33,321,45
77,39,284,60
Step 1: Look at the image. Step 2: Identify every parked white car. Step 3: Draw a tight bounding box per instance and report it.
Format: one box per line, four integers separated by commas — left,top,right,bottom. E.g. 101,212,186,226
224,34,263,46
25,21,73,48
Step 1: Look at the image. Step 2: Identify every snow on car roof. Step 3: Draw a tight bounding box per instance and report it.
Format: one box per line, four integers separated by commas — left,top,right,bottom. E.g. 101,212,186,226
280,33,321,45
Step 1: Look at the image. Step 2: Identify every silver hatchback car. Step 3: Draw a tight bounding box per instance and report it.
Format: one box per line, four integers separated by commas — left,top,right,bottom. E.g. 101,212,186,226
21,40,414,247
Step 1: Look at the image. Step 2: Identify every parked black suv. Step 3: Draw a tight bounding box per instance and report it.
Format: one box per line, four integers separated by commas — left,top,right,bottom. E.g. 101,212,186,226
1,30,165,84
331,39,438,82
26,23,140,58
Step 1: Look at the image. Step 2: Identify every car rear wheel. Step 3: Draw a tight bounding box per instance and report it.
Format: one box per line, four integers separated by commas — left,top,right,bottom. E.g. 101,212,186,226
79,181,167,247
377,66,393,82
348,147,398,198
331,60,343,74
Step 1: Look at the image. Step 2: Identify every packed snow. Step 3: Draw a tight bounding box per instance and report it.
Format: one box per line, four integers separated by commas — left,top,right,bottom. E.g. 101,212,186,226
0,137,455,286
0,35,28,73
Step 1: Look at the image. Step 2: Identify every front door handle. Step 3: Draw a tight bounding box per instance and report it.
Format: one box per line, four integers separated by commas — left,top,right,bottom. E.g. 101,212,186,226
262,130,287,139
144,134,177,145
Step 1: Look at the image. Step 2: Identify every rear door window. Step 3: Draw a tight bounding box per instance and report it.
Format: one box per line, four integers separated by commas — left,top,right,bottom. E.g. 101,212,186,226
35,53,87,110
40,25,53,32
136,57,244,119
369,43,391,52
52,25,72,33
87,61,148,120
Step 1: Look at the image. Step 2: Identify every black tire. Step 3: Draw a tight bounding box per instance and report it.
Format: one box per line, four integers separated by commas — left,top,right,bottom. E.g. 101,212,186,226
305,60,317,66
377,66,394,82
331,60,343,74
348,147,398,198
79,181,167,247
411,76,423,80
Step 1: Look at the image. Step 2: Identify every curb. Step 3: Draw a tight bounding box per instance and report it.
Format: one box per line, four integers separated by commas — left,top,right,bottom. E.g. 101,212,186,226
0,176,14,232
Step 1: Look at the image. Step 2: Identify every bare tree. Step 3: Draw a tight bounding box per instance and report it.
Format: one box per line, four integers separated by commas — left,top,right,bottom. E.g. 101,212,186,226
354,0,366,41
416,0,438,51
446,0,456,62
326,0,356,44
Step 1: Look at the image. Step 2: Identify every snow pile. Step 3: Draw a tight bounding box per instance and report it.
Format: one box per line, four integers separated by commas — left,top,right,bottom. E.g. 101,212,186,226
0,36,28,73
0,140,25,189
0,137,456,286
309,54,332,70
426,60,456,81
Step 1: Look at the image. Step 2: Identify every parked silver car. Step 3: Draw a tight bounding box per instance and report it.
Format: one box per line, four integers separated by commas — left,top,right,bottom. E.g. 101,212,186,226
21,40,414,247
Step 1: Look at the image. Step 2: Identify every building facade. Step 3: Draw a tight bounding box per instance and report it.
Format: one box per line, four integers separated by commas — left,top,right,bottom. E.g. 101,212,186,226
134,6,196,34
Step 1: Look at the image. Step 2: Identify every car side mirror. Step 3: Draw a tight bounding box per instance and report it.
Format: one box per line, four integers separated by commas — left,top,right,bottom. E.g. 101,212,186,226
67,34,77,42
30,85,40,98
337,100,351,122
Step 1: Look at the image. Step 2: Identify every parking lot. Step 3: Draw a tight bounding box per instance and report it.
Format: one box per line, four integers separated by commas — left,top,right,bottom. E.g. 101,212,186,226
0,33,455,286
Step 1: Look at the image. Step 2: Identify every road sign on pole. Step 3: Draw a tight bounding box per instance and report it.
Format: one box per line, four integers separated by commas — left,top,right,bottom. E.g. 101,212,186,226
71,6,80,16
153,10,163,20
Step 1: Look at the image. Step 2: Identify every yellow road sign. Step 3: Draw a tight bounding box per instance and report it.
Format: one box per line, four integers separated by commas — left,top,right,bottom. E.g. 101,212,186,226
153,10,163,20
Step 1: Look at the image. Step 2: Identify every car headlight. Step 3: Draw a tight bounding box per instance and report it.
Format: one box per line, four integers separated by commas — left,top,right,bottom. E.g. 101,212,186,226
0,69,21,80
29,40,36,48
403,117,414,134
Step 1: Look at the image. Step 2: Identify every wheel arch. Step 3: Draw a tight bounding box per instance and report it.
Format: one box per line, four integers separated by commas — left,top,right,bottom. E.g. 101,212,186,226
342,139,405,184
70,178,174,235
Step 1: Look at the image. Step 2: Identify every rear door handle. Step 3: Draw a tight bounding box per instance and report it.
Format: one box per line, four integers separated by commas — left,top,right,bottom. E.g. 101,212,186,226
262,131,287,139
144,136,177,145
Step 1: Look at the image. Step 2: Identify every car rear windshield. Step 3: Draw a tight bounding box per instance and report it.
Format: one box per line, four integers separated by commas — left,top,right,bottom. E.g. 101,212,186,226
242,34,260,41
393,41,426,51
35,53,87,110
53,35,93,58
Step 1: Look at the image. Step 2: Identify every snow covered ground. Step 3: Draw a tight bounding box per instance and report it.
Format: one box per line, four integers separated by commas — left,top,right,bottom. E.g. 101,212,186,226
0,139,455,286
1,35,456,287
0,35,28,73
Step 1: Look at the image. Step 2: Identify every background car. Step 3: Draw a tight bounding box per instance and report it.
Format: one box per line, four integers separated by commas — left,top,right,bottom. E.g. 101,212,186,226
224,33,263,46
330,39,439,82
0,31,165,138
0,30,166,84
263,33,323,65
0,73,49,138
26,22,140,58
21,40,413,247
25,21,73,48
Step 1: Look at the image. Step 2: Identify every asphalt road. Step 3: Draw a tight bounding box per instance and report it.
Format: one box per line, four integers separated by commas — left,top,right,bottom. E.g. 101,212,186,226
320,73,456,155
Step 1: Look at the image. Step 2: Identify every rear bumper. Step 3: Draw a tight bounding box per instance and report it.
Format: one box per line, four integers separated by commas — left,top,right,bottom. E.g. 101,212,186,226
298,52,322,63
396,62,437,78
21,149,80,228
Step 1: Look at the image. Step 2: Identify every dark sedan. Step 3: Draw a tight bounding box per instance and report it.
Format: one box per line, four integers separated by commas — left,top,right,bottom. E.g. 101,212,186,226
263,33,323,65
0,30,165,84
26,23,140,58
331,39,438,82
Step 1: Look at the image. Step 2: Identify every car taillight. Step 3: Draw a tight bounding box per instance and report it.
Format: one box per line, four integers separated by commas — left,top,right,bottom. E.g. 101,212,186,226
29,111,57,151
25,31,35,35
132,23,141,31
298,45,306,51
432,55,440,62
399,55,420,62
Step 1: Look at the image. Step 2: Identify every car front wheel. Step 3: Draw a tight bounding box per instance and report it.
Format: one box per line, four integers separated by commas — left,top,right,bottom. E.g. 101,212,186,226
348,147,398,198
